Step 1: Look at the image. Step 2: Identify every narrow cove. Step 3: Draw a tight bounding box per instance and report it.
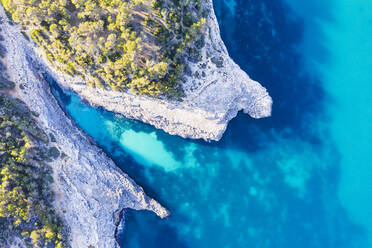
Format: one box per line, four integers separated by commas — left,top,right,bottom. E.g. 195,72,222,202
47,0,372,247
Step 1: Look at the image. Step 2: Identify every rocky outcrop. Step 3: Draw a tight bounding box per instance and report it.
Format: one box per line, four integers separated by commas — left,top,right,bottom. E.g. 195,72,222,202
31,0,272,141
0,0,272,244
0,8,168,248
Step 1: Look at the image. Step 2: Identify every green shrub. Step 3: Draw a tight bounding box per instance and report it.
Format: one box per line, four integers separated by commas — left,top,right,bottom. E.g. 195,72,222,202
2,0,207,99
0,94,67,247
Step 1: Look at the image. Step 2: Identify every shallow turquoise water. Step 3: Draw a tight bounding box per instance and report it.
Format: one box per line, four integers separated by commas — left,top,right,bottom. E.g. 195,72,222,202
49,0,372,247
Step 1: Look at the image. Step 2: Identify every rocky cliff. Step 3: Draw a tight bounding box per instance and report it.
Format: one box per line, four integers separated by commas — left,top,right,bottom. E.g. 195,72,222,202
0,0,272,245
32,0,272,141
0,8,168,248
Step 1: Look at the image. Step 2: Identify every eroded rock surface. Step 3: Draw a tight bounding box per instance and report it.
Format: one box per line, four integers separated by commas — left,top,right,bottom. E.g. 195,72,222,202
33,0,272,141
0,7,168,248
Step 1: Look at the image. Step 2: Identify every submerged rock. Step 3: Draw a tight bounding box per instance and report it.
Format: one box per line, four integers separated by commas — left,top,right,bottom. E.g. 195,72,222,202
0,0,272,244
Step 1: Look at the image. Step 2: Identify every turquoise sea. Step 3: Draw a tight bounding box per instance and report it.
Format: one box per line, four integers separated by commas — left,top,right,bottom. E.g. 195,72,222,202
49,0,372,247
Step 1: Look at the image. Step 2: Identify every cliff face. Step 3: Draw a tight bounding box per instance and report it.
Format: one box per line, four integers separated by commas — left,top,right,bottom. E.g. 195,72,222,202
33,0,272,141
0,7,168,248
0,0,271,245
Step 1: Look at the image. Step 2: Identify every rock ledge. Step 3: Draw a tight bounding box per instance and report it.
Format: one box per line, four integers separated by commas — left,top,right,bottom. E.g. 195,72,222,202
34,0,272,141
0,7,168,248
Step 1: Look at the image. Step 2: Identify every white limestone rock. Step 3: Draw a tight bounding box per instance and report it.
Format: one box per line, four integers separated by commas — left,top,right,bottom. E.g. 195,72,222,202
32,0,272,141
0,8,168,248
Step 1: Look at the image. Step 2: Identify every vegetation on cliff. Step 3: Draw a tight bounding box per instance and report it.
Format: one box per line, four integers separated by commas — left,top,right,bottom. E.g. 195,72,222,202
1,0,207,98
0,35,66,247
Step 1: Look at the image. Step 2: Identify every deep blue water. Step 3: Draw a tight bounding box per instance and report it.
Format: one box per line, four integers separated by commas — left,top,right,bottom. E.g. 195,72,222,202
49,0,372,247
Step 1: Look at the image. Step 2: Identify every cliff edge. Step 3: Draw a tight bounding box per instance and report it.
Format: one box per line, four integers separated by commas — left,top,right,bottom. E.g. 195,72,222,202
0,7,168,248
33,0,272,141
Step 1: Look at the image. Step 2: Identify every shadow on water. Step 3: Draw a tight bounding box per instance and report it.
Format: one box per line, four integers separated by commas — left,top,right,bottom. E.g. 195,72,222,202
118,210,187,248
213,0,331,152
45,0,368,247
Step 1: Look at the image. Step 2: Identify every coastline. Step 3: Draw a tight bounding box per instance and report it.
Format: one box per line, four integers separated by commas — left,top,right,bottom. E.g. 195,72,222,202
0,6,168,248
30,0,272,142
0,0,272,245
